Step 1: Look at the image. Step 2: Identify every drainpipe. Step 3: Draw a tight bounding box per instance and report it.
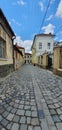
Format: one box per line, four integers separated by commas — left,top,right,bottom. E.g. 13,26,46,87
12,36,16,71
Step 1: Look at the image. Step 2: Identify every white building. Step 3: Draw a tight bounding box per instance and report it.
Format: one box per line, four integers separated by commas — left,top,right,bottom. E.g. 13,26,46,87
33,33,55,56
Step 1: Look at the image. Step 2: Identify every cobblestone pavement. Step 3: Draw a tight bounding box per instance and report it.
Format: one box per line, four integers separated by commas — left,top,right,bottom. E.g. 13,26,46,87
0,65,62,130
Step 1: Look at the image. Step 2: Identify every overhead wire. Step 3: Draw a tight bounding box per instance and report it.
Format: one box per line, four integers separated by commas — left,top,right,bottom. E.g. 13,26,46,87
39,0,52,33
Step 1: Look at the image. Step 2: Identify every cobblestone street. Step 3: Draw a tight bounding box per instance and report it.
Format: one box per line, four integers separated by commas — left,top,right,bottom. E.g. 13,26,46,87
0,65,62,130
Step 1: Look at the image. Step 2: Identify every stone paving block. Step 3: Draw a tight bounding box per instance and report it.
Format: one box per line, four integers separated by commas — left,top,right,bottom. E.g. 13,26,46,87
56,123,62,130
0,115,3,121
59,115,62,120
34,126,41,130
2,111,9,118
46,115,54,125
38,110,45,119
15,100,20,103
19,104,24,109
17,109,25,116
13,115,20,122
27,117,31,124
54,103,59,108
49,109,57,115
24,105,30,110
11,108,17,114
56,108,62,115
28,126,33,130
31,111,37,117
20,116,26,124
52,115,60,123
31,106,37,111
7,113,14,121
7,122,13,130
31,118,39,126
11,123,19,130
1,128,6,130
20,124,27,130
1,119,8,127
49,126,57,130
6,106,12,112
41,119,49,130
20,101,24,105
43,108,50,116
48,105,55,109
25,110,31,117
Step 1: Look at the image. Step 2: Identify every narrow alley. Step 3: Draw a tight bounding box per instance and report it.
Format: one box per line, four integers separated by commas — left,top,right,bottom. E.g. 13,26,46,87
0,65,62,130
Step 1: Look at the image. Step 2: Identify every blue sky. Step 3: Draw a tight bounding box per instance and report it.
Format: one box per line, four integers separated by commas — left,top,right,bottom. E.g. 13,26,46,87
0,0,62,52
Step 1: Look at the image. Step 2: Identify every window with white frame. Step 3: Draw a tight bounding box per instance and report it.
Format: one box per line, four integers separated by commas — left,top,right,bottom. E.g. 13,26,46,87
0,41,6,58
47,43,51,49
39,42,42,49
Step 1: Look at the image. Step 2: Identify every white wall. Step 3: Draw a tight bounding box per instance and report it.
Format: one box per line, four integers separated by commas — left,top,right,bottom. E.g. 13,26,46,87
35,35,54,56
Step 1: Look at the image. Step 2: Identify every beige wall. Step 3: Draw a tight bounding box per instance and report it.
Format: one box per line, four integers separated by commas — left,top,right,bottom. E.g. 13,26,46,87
0,25,13,65
53,47,60,69
31,44,38,65
14,49,23,70
42,53,48,69
53,46,62,76
19,48,25,64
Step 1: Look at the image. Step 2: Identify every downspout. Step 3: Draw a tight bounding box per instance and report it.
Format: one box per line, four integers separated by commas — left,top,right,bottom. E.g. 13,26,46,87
12,36,16,71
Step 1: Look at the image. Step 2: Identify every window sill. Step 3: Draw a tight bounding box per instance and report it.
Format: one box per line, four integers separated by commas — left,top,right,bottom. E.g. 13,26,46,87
0,58,7,61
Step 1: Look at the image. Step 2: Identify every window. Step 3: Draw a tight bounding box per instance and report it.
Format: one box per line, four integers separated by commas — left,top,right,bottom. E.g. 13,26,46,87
39,42,42,49
0,41,6,58
47,43,51,49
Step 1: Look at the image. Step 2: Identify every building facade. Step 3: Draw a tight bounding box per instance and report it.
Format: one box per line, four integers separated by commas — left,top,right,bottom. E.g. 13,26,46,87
15,45,25,65
13,45,23,70
31,33,55,67
0,9,15,77
25,53,32,64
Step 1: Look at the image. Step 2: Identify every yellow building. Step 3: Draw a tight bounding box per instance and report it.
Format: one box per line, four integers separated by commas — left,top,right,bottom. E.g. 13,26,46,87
42,53,48,69
13,45,23,70
15,45,25,65
53,46,62,76
31,40,38,65
0,9,15,77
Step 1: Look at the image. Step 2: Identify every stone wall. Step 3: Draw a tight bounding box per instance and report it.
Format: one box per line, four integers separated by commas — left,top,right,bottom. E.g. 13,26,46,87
0,64,14,77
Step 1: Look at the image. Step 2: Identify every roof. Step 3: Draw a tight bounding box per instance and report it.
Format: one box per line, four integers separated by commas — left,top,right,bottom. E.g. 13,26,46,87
31,33,55,50
25,53,32,55
0,8,15,36
34,33,55,37
15,44,25,50
13,45,23,56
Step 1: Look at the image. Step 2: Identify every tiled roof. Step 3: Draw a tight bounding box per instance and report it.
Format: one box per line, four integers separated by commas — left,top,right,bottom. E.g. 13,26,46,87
0,8,15,36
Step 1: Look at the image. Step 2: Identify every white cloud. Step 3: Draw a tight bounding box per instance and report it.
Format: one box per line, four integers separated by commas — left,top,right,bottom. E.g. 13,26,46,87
12,0,26,6
17,0,26,6
14,36,33,53
39,1,44,11
56,0,62,18
46,14,53,21
12,18,21,26
42,23,55,34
